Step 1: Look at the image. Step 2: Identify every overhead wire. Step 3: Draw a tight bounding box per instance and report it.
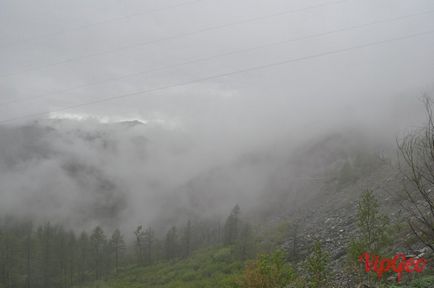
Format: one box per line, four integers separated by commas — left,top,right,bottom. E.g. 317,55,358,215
0,0,349,78
1,28,433,124
0,0,207,49
2,7,433,107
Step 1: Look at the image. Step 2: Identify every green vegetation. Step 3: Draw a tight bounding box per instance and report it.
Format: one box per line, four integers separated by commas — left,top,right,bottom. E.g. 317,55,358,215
305,241,331,288
347,189,391,285
0,205,256,288
237,250,299,288
1,194,432,288
355,189,390,254
78,246,243,288
4,100,434,287
388,275,434,288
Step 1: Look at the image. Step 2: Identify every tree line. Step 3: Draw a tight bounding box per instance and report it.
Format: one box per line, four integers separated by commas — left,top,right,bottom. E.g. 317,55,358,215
0,204,253,288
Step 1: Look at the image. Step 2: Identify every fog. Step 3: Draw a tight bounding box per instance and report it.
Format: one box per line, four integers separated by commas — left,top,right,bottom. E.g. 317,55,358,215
0,0,434,233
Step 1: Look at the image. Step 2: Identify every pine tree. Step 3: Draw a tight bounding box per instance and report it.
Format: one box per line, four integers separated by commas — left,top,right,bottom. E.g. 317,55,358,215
65,230,77,287
223,204,240,245
134,225,145,265
110,229,125,274
89,226,106,280
165,226,178,260
77,231,90,284
38,223,54,288
235,223,255,260
22,222,33,288
182,220,192,258
0,226,19,288
143,227,154,265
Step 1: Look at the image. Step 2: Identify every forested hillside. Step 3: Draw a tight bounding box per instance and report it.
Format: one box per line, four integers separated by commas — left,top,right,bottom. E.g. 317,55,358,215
1,101,434,287
2,0,434,286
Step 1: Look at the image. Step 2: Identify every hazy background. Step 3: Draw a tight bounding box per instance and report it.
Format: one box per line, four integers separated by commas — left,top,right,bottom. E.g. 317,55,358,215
0,0,434,233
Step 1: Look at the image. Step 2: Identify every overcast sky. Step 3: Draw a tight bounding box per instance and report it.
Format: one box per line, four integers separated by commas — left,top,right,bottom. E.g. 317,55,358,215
2,0,434,231
1,0,434,145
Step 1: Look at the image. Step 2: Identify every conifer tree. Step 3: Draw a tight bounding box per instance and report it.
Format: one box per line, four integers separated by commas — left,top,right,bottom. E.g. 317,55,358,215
143,227,154,265
134,225,145,265
235,223,255,260
110,229,125,274
182,220,192,258
77,231,90,284
165,226,178,260
223,204,240,245
89,226,106,280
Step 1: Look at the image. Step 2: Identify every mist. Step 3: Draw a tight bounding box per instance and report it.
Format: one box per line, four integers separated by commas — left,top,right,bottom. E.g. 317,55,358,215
1,0,434,232
0,95,426,235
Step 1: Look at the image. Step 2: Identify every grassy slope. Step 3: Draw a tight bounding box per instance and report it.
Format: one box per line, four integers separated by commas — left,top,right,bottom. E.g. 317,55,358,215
78,247,244,288
76,246,434,288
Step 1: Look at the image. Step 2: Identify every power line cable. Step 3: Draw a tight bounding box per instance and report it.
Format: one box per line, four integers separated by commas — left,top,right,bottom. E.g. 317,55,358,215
1,28,433,124
0,0,207,49
0,0,349,79
2,8,433,108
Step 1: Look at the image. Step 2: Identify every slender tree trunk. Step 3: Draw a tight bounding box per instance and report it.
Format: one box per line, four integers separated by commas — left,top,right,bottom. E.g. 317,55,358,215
26,235,31,288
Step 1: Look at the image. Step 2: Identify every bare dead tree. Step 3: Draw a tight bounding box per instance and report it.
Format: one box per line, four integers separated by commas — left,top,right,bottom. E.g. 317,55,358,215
397,96,434,251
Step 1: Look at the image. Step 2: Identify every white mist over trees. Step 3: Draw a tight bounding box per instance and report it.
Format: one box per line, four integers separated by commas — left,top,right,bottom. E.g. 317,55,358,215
0,108,418,234
1,0,434,286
